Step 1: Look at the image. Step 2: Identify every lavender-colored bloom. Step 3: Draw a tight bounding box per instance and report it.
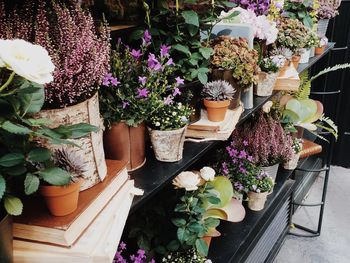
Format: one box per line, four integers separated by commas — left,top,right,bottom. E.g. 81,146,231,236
239,167,247,173
110,77,120,86
247,155,254,162
142,30,152,46
147,53,162,71
103,78,110,86
137,88,149,98
243,140,248,146
164,95,174,105
173,87,181,96
238,150,247,159
137,249,146,258
252,184,257,191
175,76,184,86
131,49,142,60
166,58,175,66
119,241,126,250
122,101,129,109
234,181,244,191
138,76,147,85
160,44,171,57
275,2,283,9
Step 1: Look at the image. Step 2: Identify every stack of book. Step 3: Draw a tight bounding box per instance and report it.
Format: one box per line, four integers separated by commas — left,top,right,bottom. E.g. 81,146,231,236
13,160,142,263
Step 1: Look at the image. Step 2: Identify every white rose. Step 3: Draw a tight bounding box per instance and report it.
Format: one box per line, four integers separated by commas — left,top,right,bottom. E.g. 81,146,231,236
0,39,55,84
199,166,215,181
172,171,200,191
262,101,273,113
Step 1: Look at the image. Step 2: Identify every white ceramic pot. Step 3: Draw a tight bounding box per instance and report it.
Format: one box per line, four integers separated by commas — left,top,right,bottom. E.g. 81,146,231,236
248,191,268,211
255,72,279,96
241,85,254,109
283,152,301,170
148,126,187,162
317,19,330,37
261,163,280,181
300,49,311,64
309,47,315,58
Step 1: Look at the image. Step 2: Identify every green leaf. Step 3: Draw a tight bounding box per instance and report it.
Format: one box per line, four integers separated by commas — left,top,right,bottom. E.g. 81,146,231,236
222,1,237,8
3,165,27,176
207,196,221,205
0,153,25,167
181,10,199,27
1,121,32,135
54,123,98,139
4,195,23,216
0,175,5,200
205,217,220,228
28,148,51,162
199,47,213,60
172,218,187,227
188,25,199,37
137,234,151,251
198,72,208,84
38,168,71,186
24,173,40,195
188,222,203,233
18,82,45,114
195,238,209,256
177,227,186,243
173,44,191,56
166,240,180,251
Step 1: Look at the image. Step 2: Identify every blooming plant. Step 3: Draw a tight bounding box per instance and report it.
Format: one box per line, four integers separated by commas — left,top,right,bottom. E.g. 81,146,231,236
319,36,329,47
0,1,110,108
100,32,184,128
259,56,283,73
317,0,341,19
230,0,271,15
210,36,260,87
114,241,155,263
201,80,236,101
304,31,319,49
291,138,303,154
269,47,293,60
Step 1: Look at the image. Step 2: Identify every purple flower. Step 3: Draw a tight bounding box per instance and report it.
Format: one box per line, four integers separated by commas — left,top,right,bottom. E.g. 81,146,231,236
137,249,146,258
119,241,126,251
239,167,247,173
234,181,244,191
175,76,184,86
247,155,254,162
173,87,181,96
131,49,142,60
275,2,283,9
122,101,130,109
166,58,175,66
147,53,162,71
137,88,149,98
103,73,112,86
238,150,248,159
160,44,171,57
142,30,152,46
222,162,229,175
164,95,174,105
243,140,248,146
138,76,147,85
110,77,120,86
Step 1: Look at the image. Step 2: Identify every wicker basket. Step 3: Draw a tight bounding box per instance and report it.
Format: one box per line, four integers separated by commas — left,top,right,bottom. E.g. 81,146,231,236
36,93,107,191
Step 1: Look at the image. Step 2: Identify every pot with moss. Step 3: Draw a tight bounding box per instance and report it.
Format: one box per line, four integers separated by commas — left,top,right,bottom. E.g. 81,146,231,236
202,80,236,122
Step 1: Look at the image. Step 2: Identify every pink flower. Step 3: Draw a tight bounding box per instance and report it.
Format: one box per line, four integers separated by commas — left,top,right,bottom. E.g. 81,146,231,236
110,77,120,86
166,58,175,66
137,88,149,98
142,30,152,46
122,101,129,109
175,76,184,85
164,95,174,105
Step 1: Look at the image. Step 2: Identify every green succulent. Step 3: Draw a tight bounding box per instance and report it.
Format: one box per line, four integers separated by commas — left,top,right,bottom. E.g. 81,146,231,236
202,80,236,101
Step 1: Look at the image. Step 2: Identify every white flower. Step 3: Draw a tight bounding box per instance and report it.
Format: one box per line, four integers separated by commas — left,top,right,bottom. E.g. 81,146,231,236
204,260,213,263
262,101,273,113
0,39,55,84
172,171,200,191
199,167,215,181
155,121,160,127
0,57,4,68
172,111,177,116
180,116,188,123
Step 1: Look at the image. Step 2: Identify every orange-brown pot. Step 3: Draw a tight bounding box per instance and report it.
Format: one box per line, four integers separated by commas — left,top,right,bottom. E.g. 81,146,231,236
40,180,82,216
204,99,230,122
291,56,301,69
202,236,212,248
315,46,325,55
103,122,146,171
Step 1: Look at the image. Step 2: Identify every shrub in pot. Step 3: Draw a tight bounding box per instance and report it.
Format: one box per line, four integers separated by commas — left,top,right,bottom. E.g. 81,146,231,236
315,36,328,55
246,171,274,211
269,47,293,76
201,80,236,122
284,138,303,170
316,0,341,37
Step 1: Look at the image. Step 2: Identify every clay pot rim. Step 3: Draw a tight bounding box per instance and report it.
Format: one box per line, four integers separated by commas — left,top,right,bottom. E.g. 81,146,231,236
40,179,83,197
203,99,231,107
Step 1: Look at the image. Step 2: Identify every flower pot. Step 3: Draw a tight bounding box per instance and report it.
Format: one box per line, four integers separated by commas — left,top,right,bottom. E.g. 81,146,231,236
0,213,12,263
247,191,268,211
35,93,107,191
40,180,82,216
211,69,241,110
317,19,330,37
278,60,290,77
299,49,311,64
291,55,301,69
254,72,279,96
315,46,325,55
148,126,187,162
284,151,301,170
203,99,230,122
103,122,146,171
261,163,280,181
309,47,315,58
241,85,254,109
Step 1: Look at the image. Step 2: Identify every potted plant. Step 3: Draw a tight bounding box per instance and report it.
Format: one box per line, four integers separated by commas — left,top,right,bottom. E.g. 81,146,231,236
276,17,310,69
210,36,260,109
269,47,294,76
0,1,111,190
300,31,319,63
201,80,236,122
283,138,303,170
246,171,274,211
255,55,285,96
316,0,341,36
148,102,193,162
283,0,317,28
315,36,329,55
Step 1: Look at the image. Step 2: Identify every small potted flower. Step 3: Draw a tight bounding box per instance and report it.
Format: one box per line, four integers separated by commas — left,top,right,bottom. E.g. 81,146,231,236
315,36,328,55
269,47,293,76
255,55,285,96
246,170,274,211
316,0,341,37
299,31,319,63
283,138,303,170
201,80,236,122
210,36,260,109
148,102,193,162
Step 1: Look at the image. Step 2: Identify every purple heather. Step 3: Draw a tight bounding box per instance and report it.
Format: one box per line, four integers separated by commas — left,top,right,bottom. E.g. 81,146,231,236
138,76,147,85
175,76,185,85
160,44,171,57
131,49,142,60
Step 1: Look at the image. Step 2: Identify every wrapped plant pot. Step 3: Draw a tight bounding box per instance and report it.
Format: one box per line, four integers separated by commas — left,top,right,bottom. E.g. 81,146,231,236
299,49,311,64
284,152,301,170
279,60,290,76
255,72,279,96
241,85,254,109
148,126,187,162
0,213,12,263
35,93,107,191
310,47,315,58
247,191,268,211
317,19,330,37
261,163,280,181
103,122,146,171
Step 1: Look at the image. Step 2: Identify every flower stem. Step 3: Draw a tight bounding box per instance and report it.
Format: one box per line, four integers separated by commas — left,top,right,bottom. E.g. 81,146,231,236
0,72,15,93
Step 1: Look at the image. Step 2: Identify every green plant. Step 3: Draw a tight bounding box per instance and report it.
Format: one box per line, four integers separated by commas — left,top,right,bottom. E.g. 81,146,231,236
291,138,303,154
210,36,260,87
283,0,316,28
259,57,280,73
201,80,236,101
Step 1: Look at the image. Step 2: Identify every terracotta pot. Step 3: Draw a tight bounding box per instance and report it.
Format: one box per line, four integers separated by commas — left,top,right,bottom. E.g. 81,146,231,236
103,122,146,171
0,213,12,263
315,46,325,55
291,56,301,69
261,163,280,181
148,126,187,162
40,180,82,216
247,191,268,211
202,236,212,247
210,69,241,110
203,99,230,122
284,151,301,170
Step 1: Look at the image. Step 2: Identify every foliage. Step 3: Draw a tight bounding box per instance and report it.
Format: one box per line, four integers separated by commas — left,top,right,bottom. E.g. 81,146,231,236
162,248,210,263
0,1,110,108
210,36,260,88
283,0,316,28
259,57,281,73
201,80,236,101
304,30,319,48
291,138,303,154
148,102,193,131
